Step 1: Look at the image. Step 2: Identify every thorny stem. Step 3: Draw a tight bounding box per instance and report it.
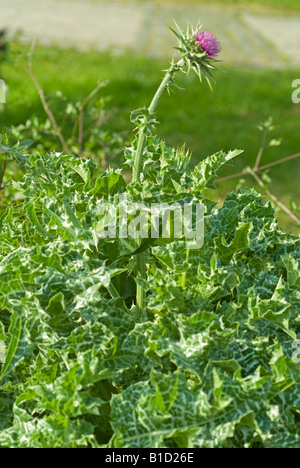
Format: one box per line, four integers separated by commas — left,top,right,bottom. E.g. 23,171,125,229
107,282,121,299
107,281,131,315
180,248,190,289
132,59,184,183
0,153,7,190
78,105,84,156
132,59,184,315
136,252,146,315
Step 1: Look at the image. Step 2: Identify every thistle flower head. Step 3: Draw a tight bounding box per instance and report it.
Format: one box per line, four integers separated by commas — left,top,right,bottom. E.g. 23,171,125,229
195,30,221,58
169,21,221,89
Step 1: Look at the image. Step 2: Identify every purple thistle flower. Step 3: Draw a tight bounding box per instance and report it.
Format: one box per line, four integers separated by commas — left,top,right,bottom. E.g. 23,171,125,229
195,30,221,58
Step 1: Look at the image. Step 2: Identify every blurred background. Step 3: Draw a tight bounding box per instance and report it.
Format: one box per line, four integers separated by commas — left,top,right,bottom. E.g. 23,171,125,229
0,0,299,230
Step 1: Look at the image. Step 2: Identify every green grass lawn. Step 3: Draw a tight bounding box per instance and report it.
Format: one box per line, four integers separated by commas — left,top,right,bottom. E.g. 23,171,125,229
0,42,299,230
140,0,300,13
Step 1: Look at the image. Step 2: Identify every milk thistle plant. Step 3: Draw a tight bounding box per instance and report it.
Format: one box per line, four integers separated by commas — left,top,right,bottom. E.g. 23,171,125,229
132,23,221,313
0,22,299,449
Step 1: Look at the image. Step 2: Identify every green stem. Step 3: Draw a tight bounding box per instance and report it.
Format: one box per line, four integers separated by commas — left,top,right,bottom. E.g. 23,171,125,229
136,251,146,314
107,282,120,299
181,249,190,288
132,59,184,183
0,153,7,190
107,281,133,316
132,59,184,316
132,130,146,184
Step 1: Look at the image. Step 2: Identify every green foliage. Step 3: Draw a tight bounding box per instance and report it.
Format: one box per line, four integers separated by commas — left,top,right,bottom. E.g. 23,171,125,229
0,136,299,447
1,43,299,213
0,22,299,448
1,44,298,166
7,81,126,167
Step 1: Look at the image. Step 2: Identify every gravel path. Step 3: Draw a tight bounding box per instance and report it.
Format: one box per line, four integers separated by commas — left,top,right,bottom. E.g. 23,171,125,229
0,0,299,68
